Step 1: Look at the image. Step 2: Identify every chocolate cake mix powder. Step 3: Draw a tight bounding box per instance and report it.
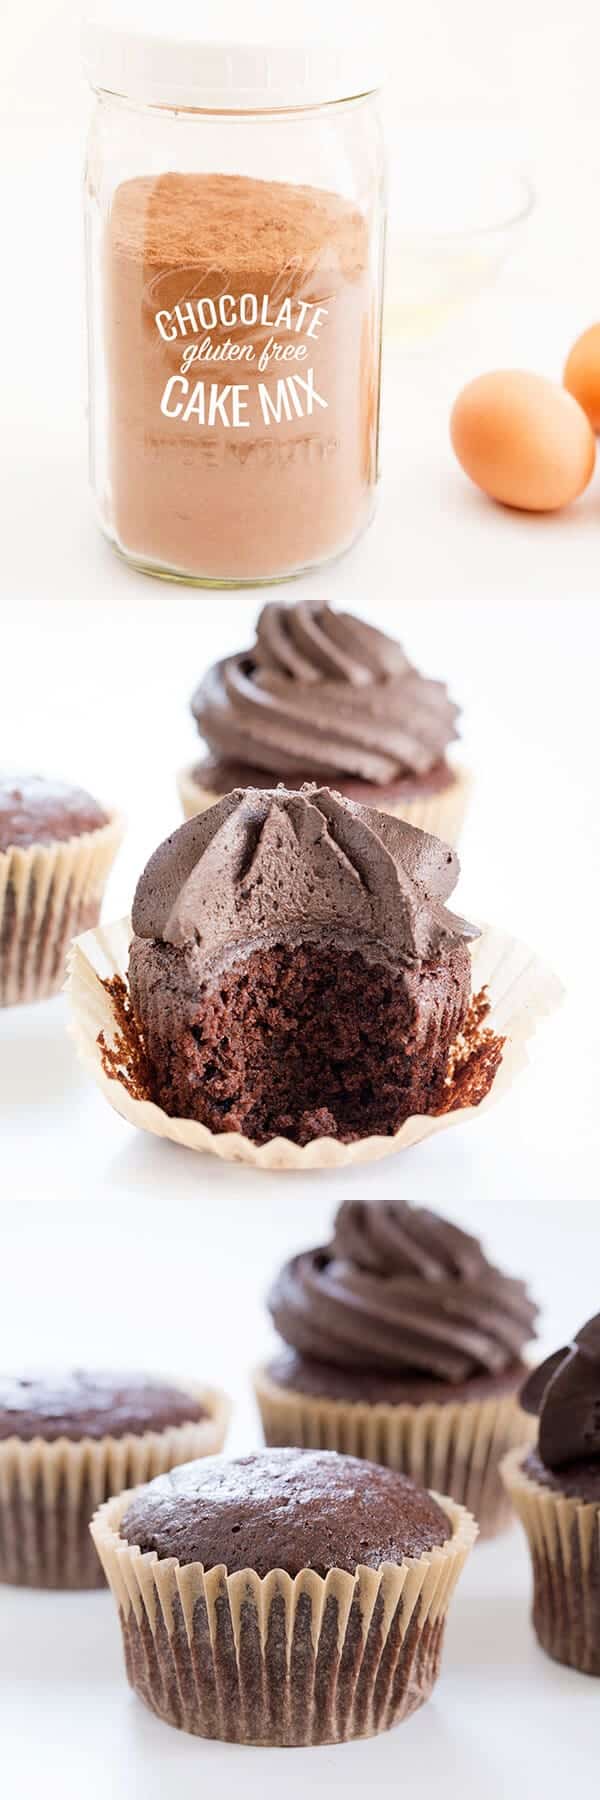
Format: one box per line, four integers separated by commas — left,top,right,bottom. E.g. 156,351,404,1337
105,171,378,582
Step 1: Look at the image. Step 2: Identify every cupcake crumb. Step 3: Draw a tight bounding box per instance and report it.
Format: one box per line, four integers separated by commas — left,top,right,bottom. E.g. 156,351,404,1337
98,974,151,1101
438,987,505,1114
97,972,503,1133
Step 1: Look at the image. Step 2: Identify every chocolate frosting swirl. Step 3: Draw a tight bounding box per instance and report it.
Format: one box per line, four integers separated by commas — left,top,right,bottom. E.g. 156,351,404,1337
268,1200,538,1384
131,784,478,964
191,601,460,783
521,1313,600,1469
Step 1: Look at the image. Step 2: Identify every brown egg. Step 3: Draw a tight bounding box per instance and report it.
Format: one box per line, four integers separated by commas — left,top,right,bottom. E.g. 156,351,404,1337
450,370,596,512
564,323,600,431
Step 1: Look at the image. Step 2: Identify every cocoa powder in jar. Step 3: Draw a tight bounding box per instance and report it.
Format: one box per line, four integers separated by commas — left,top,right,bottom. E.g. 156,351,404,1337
106,171,378,582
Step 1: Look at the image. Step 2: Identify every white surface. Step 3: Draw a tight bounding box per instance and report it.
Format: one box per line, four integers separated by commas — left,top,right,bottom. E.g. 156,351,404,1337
4,0,600,125
1,3,600,1791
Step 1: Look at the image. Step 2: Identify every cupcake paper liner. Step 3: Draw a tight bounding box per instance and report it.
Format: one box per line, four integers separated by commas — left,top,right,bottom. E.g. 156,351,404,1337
177,762,472,847
0,1384,230,1590
255,1369,535,1539
0,814,123,1007
66,915,562,1170
501,1447,600,1674
91,1484,477,1745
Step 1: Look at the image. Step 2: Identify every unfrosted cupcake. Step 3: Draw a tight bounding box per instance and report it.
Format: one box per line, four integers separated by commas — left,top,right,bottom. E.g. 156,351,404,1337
255,1199,537,1536
0,773,122,1005
91,1446,477,1745
502,1314,600,1674
179,600,470,845
127,784,494,1148
0,1369,230,1588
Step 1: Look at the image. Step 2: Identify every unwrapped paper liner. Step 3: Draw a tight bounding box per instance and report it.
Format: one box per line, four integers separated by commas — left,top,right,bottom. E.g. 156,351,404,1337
91,1484,477,1744
0,1384,230,1589
0,813,123,1006
177,762,472,847
67,915,563,1170
501,1446,600,1674
255,1368,535,1540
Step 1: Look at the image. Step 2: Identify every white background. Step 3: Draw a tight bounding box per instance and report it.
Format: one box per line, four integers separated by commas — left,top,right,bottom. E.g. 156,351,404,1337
1,2,600,1795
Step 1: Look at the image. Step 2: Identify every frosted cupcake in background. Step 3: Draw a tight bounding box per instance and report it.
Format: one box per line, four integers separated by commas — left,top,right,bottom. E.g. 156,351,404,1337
255,1198,538,1536
178,600,471,845
502,1314,600,1675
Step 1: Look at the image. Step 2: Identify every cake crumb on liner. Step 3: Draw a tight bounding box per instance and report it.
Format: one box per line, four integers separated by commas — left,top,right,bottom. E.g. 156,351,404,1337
66,915,563,1170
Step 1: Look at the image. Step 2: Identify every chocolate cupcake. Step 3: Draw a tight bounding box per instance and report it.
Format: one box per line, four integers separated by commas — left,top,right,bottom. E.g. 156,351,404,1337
0,1369,230,1588
501,1315,600,1674
255,1200,537,1537
91,1446,477,1745
178,600,470,846
0,773,122,1005
126,783,490,1148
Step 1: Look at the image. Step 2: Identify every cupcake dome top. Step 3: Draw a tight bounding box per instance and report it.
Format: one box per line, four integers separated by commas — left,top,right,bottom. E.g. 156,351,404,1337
0,1371,207,1442
191,599,460,783
119,1447,449,1577
268,1199,538,1384
131,783,477,965
0,774,107,851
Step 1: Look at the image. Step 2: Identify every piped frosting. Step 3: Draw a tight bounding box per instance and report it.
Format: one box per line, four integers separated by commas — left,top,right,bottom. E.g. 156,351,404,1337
268,1199,538,1383
191,601,460,783
131,783,477,964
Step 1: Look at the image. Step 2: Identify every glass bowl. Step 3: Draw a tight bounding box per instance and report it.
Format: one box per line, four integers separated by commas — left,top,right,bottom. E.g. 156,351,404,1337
385,146,535,348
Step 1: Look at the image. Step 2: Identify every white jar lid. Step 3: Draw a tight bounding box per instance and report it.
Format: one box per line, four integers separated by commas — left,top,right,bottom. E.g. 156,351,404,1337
82,24,382,111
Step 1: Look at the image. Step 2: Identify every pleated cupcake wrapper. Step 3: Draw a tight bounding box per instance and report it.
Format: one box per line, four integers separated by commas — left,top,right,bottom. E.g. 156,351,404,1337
0,814,123,1006
255,1369,535,1540
177,762,472,847
91,1485,477,1745
0,1384,230,1590
501,1447,600,1675
66,914,563,1170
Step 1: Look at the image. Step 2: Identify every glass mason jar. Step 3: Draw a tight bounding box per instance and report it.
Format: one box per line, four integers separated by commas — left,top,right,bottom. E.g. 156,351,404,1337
83,31,386,586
